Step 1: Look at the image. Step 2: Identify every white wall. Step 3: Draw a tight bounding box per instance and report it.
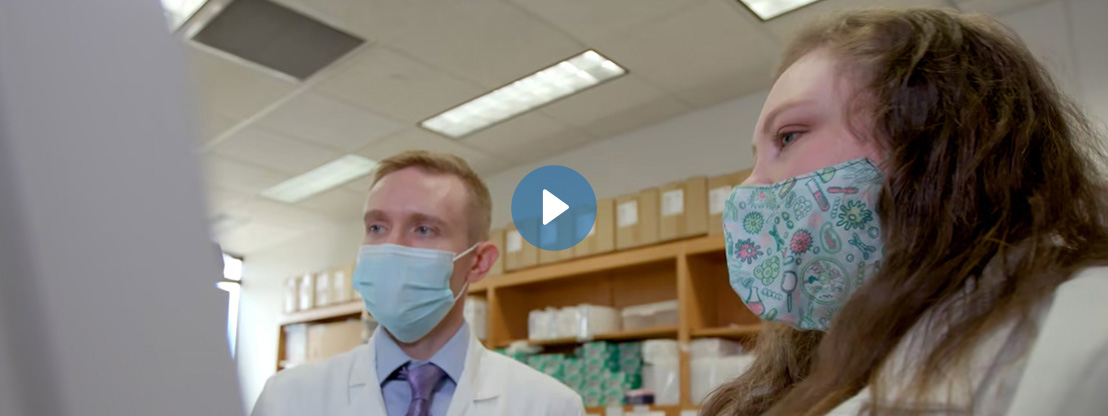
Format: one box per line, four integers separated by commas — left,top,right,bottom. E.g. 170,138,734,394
237,220,363,411
233,0,1108,412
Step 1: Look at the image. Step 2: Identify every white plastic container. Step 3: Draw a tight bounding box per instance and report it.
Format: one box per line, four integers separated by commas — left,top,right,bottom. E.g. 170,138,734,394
283,277,299,314
643,358,680,405
688,338,744,359
642,339,680,364
691,355,757,404
528,307,557,340
573,304,621,339
464,297,488,340
621,300,678,331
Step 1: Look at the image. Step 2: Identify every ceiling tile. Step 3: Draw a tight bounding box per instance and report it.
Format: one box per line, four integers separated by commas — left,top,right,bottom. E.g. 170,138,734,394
676,63,775,108
355,128,510,174
461,113,594,164
313,46,485,123
210,126,343,174
270,0,442,43
255,91,405,152
217,220,306,255
381,0,585,87
298,188,366,221
540,74,670,128
578,95,693,138
759,0,948,43
194,109,239,146
591,0,781,100
507,0,701,44
342,175,377,194
185,44,297,120
223,198,334,230
202,155,292,194
204,185,251,217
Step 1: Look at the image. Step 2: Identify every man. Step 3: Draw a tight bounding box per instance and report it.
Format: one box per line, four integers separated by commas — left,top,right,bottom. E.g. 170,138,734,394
252,151,584,416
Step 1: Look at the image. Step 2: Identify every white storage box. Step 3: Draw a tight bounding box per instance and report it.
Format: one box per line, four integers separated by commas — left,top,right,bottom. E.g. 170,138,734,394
465,298,488,341
297,274,314,311
643,358,680,405
642,339,680,364
621,300,678,331
528,307,558,340
691,355,757,404
689,338,744,359
575,304,620,339
283,277,299,314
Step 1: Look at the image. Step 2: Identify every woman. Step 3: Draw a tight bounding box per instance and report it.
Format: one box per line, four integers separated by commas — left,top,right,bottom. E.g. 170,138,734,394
703,8,1108,416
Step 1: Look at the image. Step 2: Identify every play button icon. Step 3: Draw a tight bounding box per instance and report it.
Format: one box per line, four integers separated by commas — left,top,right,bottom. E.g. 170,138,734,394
542,189,568,225
511,166,596,251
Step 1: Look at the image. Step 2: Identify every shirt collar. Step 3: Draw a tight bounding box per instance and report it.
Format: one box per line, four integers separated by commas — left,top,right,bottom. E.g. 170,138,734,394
374,322,470,385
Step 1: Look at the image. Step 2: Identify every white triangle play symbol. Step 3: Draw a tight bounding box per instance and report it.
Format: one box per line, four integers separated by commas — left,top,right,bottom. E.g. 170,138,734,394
542,189,569,225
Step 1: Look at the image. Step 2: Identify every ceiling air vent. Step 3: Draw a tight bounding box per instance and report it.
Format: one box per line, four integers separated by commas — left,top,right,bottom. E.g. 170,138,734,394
191,0,364,80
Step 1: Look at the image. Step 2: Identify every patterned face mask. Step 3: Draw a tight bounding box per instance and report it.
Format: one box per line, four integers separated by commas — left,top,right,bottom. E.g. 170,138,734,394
723,158,885,331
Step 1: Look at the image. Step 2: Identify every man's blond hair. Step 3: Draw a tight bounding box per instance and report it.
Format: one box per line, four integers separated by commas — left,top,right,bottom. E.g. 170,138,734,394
370,150,492,241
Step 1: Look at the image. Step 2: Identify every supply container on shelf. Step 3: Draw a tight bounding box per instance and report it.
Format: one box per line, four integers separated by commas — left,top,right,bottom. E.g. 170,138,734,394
621,300,679,331
691,354,757,404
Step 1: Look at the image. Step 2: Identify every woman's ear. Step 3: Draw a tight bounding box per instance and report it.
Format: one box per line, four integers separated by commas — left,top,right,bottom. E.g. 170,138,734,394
466,241,499,284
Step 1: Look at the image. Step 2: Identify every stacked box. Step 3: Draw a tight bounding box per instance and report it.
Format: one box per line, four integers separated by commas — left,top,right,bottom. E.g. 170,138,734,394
618,342,644,389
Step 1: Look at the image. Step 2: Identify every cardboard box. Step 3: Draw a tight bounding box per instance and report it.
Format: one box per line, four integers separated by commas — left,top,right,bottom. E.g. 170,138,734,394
313,271,331,307
306,320,363,362
538,215,575,265
488,228,505,276
573,198,615,258
615,188,660,250
504,222,538,271
297,273,315,311
283,277,299,314
707,170,753,235
659,176,709,241
330,266,352,304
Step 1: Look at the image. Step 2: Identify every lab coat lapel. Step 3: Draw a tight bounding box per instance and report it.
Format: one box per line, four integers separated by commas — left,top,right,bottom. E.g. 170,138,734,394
342,331,387,416
445,333,500,416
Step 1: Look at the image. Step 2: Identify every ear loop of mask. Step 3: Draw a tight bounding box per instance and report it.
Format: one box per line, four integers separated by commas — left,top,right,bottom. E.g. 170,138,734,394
451,242,480,301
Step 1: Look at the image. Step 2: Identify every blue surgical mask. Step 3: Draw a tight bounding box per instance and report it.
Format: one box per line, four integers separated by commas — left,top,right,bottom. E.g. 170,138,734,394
723,158,885,331
353,243,477,343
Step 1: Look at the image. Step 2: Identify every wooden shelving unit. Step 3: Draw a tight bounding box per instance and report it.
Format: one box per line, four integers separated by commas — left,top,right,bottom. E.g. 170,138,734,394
497,326,679,348
274,234,761,409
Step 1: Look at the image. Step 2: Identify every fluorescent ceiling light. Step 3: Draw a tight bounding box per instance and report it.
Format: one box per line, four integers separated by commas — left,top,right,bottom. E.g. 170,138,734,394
160,0,210,30
738,0,823,20
421,50,626,138
261,155,377,203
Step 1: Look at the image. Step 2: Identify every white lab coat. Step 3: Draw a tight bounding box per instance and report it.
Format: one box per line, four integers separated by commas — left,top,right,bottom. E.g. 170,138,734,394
830,266,1108,415
252,330,585,416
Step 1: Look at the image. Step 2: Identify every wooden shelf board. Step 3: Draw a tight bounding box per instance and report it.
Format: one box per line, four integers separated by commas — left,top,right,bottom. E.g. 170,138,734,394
691,325,762,339
496,326,678,348
684,234,726,256
490,239,690,289
584,404,694,416
279,301,363,325
469,279,490,293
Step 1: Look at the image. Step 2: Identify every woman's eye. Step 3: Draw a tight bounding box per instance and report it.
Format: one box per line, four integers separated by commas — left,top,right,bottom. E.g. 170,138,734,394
780,131,802,147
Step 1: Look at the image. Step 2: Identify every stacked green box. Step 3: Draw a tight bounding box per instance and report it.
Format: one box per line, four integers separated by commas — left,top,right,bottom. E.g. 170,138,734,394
617,342,644,389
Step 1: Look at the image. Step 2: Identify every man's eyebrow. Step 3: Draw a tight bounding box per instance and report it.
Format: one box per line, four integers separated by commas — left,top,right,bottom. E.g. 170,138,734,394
364,209,386,222
408,212,448,227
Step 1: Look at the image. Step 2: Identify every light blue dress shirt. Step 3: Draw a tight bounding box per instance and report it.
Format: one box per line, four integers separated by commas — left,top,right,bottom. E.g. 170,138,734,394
375,322,470,416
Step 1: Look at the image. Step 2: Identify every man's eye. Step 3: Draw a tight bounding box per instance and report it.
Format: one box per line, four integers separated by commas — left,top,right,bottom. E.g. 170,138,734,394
415,226,433,235
780,132,802,147
368,224,384,233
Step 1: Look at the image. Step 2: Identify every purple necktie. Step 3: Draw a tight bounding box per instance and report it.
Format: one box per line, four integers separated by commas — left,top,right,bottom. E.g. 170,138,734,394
400,363,446,416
